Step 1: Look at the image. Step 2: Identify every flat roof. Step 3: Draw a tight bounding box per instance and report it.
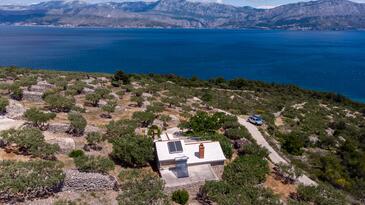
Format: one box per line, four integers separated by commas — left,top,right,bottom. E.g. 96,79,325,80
155,140,226,165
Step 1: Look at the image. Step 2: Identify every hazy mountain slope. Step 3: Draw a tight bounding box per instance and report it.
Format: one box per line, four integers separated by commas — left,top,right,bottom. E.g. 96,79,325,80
0,0,364,30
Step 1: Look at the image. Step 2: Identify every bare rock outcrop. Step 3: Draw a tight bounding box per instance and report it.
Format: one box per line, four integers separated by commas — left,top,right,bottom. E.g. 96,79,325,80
62,170,118,192
44,132,76,154
22,90,43,102
5,100,26,120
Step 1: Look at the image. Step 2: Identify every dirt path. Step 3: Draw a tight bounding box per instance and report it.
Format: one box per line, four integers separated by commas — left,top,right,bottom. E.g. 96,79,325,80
216,109,317,186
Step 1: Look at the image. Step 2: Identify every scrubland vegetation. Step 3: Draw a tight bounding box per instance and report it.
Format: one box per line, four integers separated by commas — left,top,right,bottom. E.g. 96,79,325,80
0,67,364,204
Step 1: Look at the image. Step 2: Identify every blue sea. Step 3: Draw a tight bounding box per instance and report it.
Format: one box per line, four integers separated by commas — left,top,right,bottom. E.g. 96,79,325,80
0,26,365,102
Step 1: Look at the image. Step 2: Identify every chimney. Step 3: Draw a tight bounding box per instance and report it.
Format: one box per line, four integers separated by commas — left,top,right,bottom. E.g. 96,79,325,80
199,143,205,159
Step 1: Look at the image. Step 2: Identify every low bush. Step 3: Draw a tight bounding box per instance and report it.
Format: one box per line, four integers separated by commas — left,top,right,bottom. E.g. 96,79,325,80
24,107,56,130
0,160,65,203
67,112,87,136
0,96,9,114
74,155,115,174
117,172,168,205
85,93,102,107
224,126,251,140
172,189,189,205
9,85,23,100
68,149,85,158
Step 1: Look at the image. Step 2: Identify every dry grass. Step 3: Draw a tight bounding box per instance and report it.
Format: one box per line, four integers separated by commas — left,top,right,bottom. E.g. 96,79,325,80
0,149,31,162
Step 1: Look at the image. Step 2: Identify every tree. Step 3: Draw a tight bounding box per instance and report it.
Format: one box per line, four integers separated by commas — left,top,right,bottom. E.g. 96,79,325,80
111,134,154,167
67,112,87,136
224,127,251,140
104,119,137,140
24,107,56,130
180,111,221,134
132,111,155,128
95,87,112,99
131,96,143,107
44,94,74,112
9,85,23,101
0,97,9,114
0,160,65,203
162,97,179,108
101,100,117,118
112,70,130,87
85,93,101,107
172,189,189,205
0,128,59,159
281,132,307,155
160,114,172,128
85,132,103,150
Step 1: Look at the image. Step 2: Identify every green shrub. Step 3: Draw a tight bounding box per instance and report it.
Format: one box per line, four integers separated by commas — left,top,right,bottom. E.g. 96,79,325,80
104,119,137,140
180,111,231,134
280,132,307,155
131,96,143,107
24,107,56,129
172,189,189,205
132,111,155,127
117,172,168,205
85,93,101,107
0,128,59,159
67,112,87,136
86,132,103,145
101,100,117,118
0,96,9,114
95,87,112,98
111,134,154,167
224,127,250,140
223,154,269,186
9,85,23,100
68,149,85,158
0,160,65,203
45,94,74,112
74,155,115,174
112,70,130,86
289,184,347,205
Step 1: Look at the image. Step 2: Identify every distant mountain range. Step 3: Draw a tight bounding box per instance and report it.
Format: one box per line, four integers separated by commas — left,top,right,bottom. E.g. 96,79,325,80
1,0,365,30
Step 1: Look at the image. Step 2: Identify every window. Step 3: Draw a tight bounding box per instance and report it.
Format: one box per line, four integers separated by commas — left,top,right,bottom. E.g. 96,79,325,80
168,141,183,153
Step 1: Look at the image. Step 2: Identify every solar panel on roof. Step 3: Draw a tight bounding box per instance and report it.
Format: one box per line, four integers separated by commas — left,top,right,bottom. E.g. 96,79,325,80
167,141,183,154
175,141,183,152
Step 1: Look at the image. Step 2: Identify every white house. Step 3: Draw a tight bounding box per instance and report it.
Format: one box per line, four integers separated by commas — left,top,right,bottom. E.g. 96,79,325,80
155,135,226,188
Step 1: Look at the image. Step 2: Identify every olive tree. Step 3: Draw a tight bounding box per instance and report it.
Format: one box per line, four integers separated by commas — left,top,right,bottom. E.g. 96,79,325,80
132,111,155,128
85,93,101,107
44,94,74,112
101,100,117,119
0,128,59,159
67,112,87,136
24,107,56,130
111,134,154,167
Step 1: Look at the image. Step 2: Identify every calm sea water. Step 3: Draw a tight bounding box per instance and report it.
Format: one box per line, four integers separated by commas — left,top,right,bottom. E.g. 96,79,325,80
1,26,365,102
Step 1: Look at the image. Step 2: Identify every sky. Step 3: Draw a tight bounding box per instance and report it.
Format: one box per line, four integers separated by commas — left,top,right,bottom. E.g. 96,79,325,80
1,0,364,8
